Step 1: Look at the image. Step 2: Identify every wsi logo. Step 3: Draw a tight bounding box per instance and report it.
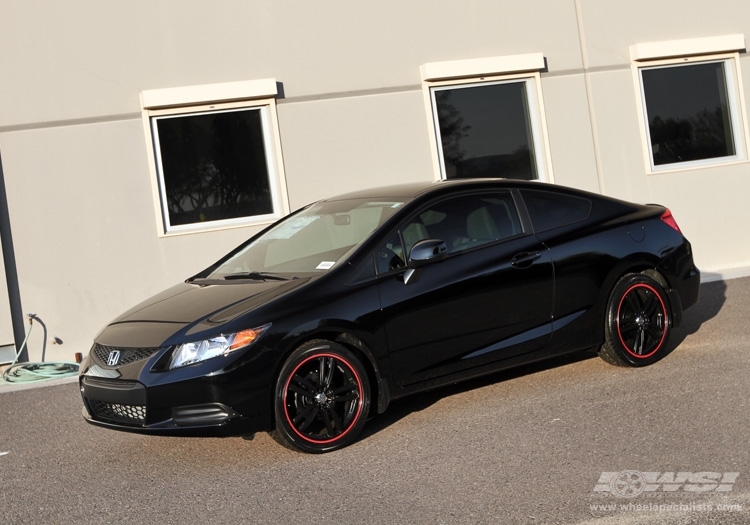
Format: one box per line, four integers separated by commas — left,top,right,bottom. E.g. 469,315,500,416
594,471,740,498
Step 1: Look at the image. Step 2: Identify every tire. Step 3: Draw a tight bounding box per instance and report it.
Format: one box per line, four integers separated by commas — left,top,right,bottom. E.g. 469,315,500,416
598,273,671,367
273,340,371,453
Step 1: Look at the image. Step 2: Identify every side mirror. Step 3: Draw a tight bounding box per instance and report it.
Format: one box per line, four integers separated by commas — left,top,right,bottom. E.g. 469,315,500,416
402,239,448,284
408,239,448,267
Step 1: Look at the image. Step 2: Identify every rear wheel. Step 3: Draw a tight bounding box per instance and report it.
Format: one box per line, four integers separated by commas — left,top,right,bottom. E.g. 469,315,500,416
273,340,371,453
599,273,671,367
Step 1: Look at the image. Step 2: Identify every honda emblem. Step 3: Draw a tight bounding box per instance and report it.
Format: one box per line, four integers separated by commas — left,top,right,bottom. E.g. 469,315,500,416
107,350,121,366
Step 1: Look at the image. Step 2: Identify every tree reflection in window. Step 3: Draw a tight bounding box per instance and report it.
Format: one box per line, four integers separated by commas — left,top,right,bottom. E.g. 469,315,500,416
642,61,736,166
155,108,273,227
433,81,538,181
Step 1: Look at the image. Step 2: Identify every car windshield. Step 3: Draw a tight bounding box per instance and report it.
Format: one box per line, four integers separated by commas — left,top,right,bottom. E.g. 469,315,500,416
206,197,407,277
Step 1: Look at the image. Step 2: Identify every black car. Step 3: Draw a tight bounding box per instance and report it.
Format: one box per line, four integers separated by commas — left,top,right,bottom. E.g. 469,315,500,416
79,179,700,453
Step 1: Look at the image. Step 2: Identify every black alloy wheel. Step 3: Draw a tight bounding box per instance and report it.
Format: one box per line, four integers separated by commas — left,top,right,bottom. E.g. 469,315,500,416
599,273,671,367
273,340,371,453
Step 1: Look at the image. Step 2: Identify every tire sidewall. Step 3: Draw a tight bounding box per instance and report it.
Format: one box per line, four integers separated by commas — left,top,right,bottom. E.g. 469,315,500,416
274,340,371,453
604,274,671,367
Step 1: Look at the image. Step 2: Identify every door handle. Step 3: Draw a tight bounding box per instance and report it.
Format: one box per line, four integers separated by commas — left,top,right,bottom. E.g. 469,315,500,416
511,251,541,269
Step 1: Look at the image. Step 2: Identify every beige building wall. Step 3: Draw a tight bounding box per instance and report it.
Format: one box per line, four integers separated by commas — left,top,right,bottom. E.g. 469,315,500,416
0,0,748,362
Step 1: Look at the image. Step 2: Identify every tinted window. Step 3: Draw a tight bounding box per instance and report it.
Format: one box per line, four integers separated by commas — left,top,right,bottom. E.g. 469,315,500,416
376,192,522,274
432,81,538,180
522,190,591,233
153,107,273,229
641,61,736,166
376,231,407,274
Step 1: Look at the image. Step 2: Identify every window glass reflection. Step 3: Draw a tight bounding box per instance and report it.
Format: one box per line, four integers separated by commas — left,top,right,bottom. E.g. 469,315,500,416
155,108,273,227
434,81,537,180
642,61,735,166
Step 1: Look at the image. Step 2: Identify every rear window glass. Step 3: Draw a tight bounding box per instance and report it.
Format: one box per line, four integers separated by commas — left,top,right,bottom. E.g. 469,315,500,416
521,190,591,233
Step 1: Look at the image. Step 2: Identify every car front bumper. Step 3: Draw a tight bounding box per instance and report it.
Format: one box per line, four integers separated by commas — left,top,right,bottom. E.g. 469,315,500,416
79,344,276,436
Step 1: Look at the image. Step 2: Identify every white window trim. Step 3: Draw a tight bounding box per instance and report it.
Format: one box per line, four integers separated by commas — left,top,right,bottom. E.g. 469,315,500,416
141,78,279,110
140,79,289,236
632,52,749,175
630,34,745,62
420,53,546,82
420,54,553,183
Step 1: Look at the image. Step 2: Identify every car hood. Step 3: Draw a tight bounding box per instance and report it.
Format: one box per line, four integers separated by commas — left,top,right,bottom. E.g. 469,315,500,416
95,277,311,347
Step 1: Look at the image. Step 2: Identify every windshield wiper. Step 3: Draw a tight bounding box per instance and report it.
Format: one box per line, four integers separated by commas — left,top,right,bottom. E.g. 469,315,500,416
222,271,289,281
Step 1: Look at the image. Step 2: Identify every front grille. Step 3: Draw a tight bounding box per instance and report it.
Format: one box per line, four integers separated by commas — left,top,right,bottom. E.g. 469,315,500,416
90,400,146,425
91,344,161,368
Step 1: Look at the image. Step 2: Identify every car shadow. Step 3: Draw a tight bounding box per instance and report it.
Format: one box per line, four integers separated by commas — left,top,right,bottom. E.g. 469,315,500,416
360,349,599,441
360,277,728,442
661,278,727,359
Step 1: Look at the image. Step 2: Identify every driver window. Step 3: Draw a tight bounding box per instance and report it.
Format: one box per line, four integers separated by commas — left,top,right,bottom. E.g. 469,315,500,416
376,232,406,274
416,192,522,253
375,191,522,275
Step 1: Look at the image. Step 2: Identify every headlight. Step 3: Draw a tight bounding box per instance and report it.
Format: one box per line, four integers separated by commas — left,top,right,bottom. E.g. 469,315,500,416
169,324,270,369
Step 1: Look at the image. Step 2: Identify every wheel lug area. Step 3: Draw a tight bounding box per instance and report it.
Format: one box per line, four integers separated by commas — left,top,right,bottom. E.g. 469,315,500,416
314,390,333,408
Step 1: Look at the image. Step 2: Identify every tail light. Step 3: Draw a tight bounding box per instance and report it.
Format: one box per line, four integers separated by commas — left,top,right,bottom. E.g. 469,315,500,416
660,209,682,234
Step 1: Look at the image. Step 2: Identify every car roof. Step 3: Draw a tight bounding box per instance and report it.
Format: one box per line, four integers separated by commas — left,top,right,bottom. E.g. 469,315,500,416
322,178,557,202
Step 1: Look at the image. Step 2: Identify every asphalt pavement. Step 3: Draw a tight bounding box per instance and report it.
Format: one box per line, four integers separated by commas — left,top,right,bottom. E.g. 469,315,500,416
1,277,748,524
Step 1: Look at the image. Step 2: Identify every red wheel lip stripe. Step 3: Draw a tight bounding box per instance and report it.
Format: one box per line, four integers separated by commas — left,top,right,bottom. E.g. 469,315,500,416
283,352,364,445
616,283,667,359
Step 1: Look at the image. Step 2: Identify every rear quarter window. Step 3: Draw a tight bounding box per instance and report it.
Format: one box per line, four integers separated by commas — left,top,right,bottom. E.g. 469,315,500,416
521,190,592,233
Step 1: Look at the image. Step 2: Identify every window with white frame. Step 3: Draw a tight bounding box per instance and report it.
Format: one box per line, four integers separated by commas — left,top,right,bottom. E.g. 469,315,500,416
631,35,747,172
421,54,551,182
141,79,288,235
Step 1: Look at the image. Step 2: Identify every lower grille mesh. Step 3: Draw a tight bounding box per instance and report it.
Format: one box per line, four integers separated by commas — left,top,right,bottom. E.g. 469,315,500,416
90,400,146,425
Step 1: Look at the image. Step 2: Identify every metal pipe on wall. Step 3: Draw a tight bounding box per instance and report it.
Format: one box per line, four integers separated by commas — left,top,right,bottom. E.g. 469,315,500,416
0,147,28,362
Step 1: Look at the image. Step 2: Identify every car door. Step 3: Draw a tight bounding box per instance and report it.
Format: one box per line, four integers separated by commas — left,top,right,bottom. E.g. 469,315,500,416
376,190,554,387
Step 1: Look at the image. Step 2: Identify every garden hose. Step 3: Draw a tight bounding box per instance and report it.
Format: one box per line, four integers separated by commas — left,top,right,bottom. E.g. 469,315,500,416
0,315,79,385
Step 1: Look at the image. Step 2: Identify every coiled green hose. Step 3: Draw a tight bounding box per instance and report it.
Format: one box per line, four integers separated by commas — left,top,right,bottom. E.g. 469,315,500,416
0,317,79,385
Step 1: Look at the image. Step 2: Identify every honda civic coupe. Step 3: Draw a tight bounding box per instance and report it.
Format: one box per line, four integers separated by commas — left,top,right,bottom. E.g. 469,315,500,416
79,179,700,453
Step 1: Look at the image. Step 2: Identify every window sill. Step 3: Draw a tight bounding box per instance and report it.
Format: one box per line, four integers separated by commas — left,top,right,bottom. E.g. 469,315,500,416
646,156,749,175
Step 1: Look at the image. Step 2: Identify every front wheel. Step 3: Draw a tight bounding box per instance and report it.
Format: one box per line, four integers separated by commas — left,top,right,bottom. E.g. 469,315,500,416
599,273,671,367
273,340,371,453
